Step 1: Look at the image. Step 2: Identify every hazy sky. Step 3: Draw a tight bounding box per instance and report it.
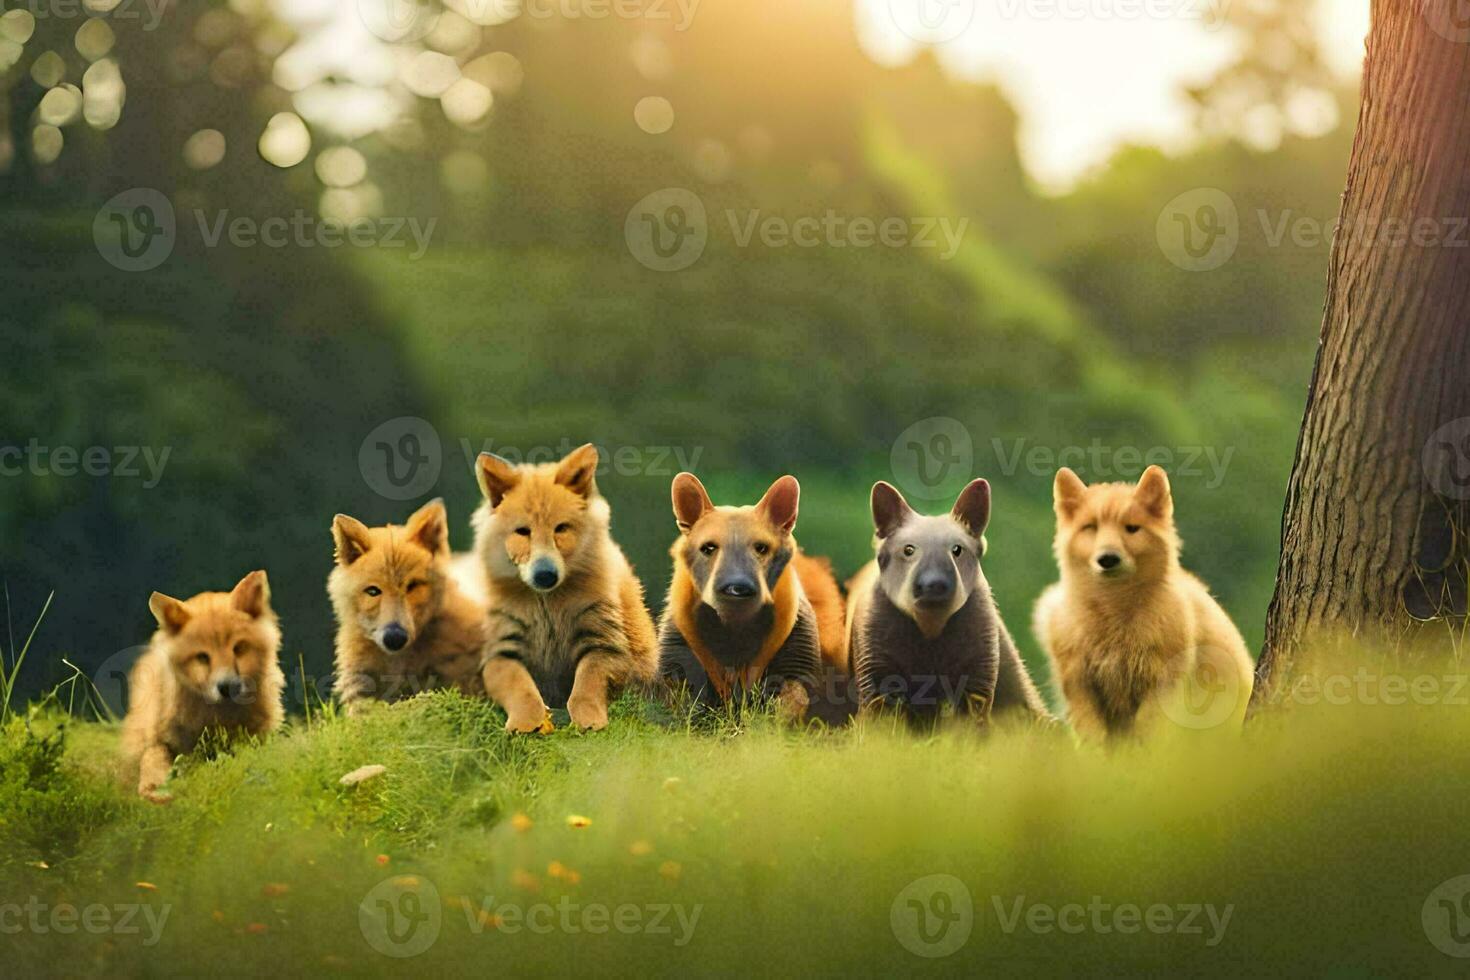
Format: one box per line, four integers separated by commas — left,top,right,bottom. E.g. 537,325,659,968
856,0,1372,191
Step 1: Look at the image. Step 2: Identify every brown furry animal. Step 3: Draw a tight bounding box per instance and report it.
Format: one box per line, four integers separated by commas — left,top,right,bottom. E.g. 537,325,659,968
473,443,658,733
122,570,285,801
329,499,486,714
657,473,849,722
1033,466,1254,740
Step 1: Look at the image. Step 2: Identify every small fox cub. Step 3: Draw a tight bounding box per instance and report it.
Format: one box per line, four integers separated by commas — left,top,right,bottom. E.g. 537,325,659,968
657,473,848,721
847,480,1049,727
329,498,486,714
474,443,658,732
1033,466,1254,740
122,570,285,800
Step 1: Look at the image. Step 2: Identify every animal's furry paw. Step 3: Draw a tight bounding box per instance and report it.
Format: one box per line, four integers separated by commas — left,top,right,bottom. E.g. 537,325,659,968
505,709,554,734
140,786,174,805
567,695,608,731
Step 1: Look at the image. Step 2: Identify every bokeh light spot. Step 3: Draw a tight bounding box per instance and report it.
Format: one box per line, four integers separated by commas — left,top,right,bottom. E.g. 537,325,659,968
259,111,311,168
634,96,674,135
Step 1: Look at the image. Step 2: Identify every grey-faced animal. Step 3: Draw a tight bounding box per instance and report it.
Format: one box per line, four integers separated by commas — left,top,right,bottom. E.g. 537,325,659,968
846,479,1050,728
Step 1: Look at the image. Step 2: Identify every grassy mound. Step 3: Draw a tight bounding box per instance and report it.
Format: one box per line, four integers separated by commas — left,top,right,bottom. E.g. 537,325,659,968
4,665,1470,975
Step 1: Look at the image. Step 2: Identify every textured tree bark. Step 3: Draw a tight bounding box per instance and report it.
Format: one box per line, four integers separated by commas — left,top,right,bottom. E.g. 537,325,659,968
1256,0,1470,701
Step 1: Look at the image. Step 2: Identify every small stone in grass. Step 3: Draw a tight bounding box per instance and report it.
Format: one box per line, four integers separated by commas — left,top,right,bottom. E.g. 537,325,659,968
339,764,387,786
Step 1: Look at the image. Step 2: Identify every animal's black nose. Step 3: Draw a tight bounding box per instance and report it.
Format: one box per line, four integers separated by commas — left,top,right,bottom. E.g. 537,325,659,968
1096,552,1121,570
719,579,757,599
532,568,559,589
382,623,409,651
216,677,243,701
913,573,954,602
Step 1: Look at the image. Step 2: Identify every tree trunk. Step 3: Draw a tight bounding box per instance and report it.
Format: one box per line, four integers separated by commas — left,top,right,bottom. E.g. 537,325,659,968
1256,0,1470,700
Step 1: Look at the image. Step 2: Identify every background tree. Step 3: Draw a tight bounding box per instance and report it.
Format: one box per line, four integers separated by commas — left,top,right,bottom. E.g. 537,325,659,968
1256,0,1470,698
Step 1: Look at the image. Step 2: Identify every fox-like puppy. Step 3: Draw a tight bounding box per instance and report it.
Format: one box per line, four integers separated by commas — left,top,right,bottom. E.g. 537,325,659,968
847,480,1049,728
474,443,657,732
329,498,486,713
657,473,848,721
122,571,285,800
1033,466,1254,740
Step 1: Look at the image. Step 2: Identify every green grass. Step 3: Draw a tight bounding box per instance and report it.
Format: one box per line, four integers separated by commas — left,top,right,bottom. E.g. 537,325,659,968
5,660,1470,977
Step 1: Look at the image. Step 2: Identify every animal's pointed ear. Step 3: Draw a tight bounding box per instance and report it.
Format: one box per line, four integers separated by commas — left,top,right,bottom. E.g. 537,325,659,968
755,475,800,535
1134,465,1173,519
332,514,373,566
951,479,991,539
871,481,913,539
406,498,449,555
554,443,599,498
671,472,713,533
1053,467,1087,520
148,592,190,633
475,452,519,508
231,570,271,619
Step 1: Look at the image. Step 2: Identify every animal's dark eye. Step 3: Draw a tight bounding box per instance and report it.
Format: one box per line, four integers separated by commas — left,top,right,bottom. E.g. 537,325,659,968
407,580,426,591
1125,524,1141,534
700,542,718,556
555,523,571,534
1081,523,1097,533
515,527,531,536
902,545,915,558
753,542,769,556
233,641,249,657
951,544,964,557
193,651,209,665
364,586,381,597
